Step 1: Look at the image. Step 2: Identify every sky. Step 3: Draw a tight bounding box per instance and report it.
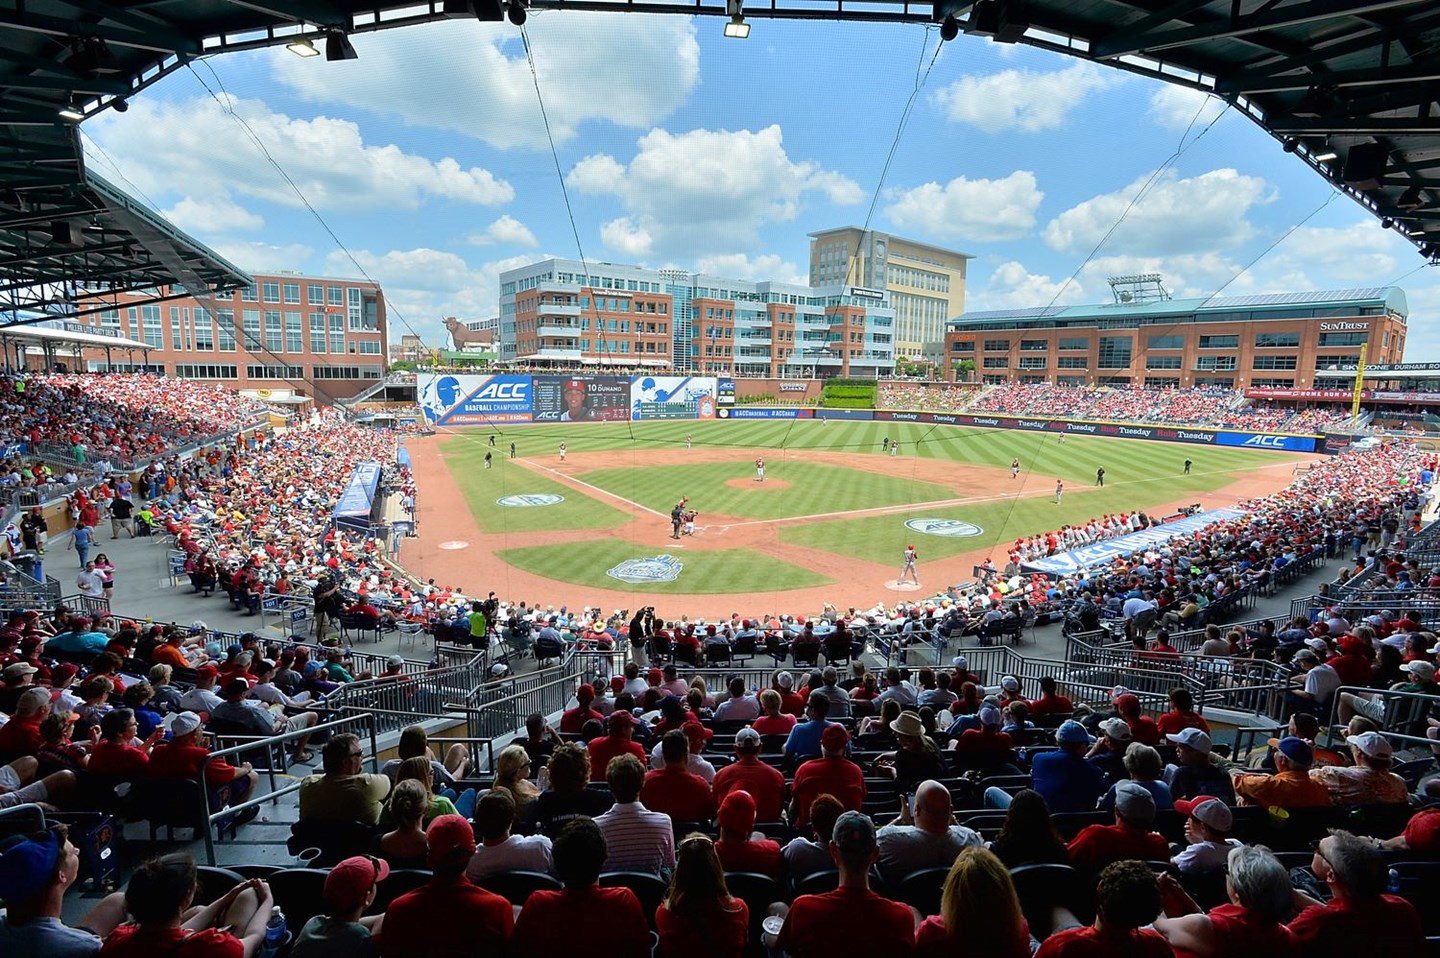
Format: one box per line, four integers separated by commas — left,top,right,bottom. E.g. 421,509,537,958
78,13,1440,359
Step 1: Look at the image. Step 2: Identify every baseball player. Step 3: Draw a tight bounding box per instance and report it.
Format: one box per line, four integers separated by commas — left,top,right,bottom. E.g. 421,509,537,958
755,457,765,482
899,544,919,585
558,441,567,462
1055,479,1064,504
1011,458,1020,479
686,434,693,450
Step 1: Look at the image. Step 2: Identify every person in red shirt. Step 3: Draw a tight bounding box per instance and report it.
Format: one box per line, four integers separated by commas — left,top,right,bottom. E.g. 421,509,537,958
774,670,807,716
789,725,866,826
1034,859,1174,958
1028,675,1076,721
712,727,786,822
559,683,603,734
1067,781,1171,874
87,709,163,777
773,811,915,958
656,834,749,958
0,686,49,761
146,711,259,823
1327,635,1373,688
641,730,714,823
512,818,651,958
1154,845,1298,958
752,689,798,736
100,853,273,958
378,814,513,957
1383,805,1440,854
952,705,1016,765
585,708,647,781
1287,830,1423,958
714,789,782,878
1155,688,1211,737
1115,693,1162,746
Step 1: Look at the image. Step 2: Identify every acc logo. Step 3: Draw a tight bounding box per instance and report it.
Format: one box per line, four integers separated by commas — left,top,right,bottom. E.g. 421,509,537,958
495,494,564,507
905,518,983,538
1242,435,1287,447
476,380,529,401
606,554,684,583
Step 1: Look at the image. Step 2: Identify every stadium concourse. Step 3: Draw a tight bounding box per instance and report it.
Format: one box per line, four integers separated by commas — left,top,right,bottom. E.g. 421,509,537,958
3,372,1440,958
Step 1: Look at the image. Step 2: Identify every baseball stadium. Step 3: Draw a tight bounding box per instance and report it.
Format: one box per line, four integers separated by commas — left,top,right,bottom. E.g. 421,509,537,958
2,2,1440,956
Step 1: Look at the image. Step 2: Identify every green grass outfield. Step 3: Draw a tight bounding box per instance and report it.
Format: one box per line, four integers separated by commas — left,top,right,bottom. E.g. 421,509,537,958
495,540,832,593
442,444,631,533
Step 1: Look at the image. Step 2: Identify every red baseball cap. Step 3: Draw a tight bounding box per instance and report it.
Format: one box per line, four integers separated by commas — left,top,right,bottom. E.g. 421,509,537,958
324,855,389,910
1114,693,1141,716
426,814,476,868
575,684,595,704
717,789,757,833
821,724,850,751
608,709,635,731
1403,808,1440,855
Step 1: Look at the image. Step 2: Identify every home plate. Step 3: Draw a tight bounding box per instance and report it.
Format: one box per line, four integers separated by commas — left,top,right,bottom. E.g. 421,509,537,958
438,540,470,550
886,580,922,591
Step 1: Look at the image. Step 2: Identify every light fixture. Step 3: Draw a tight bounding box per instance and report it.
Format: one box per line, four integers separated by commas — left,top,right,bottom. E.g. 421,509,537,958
325,32,358,61
940,15,960,41
1380,217,1394,229
723,14,750,37
507,0,527,25
58,99,84,122
1312,150,1338,162
1281,136,1299,153
110,96,128,113
286,36,320,57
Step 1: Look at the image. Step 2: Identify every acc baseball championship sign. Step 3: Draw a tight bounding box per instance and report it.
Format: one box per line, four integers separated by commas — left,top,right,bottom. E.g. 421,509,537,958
420,374,718,426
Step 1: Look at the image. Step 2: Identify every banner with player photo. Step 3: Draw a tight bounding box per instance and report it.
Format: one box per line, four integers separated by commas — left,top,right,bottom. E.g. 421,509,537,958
630,376,718,421
531,376,631,422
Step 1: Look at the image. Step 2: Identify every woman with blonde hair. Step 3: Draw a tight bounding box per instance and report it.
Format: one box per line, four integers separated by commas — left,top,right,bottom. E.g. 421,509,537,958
379,779,430,867
390,755,458,823
494,742,541,816
915,847,1030,957
656,834,748,958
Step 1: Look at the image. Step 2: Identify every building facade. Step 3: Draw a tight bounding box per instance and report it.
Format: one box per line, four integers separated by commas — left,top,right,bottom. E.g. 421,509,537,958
498,258,895,378
72,272,387,400
808,227,972,363
945,287,1408,390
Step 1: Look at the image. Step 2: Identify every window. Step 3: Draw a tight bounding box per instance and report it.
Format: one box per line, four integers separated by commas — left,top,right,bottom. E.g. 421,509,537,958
262,281,280,303
283,283,301,304
1057,356,1088,369
358,341,382,354
174,364,237,379
328,286,344,306
247,364,303,379
1252,356,1297,370
1146,355,1182,370
1197,335,1239,349
1058,337,1089,350
170,306,185,350
1255,331,1301,348
1057,376,1087,386
1251,378,1296,388
1318,331,1368,347
1098,336,1132,369
99,308,120,328
264,311,283,352
1144,377,1181,388
240,284,258,302
1019,339,1048,352
1315,354,1360,370
308,284,324,304
951,340,975,352
348,287,363,331
329,314,345,353
136,305,163,348
193,310,214,351
1195,377,1234,389
1018,356,1047,369
285,312,303,353
312,365,379,379
217,310,236,351
981,374,1007,384
242,310,261,349
982,357,1009,369
1194,355,1238,371
983,339,1010,351
310,313,327,353
1147,334,1184,349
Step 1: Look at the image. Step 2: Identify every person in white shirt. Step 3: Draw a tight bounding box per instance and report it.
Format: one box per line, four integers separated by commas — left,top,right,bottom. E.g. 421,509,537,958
874,666,917,709
1170,796,1243,874
713,677,761,723
74,563,105,599
649,724,716,783
593,754,674,874
466,790,554,880
246,660,311,709
1286,648,1341,714
178,666,224,714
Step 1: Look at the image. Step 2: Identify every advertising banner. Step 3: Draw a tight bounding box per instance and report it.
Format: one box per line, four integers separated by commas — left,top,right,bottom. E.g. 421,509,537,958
866,410,1313,452
334,461,383,528
531,376,631,422
1215,432,1319,452
419,374,534,425
1244,388,1358,401
717,378,736,407
1021,507,1248,576
629,376,718,421
719,407,802,419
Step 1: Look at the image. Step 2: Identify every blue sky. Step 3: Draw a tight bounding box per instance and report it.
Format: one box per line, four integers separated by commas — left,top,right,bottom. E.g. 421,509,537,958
78,14,1439,358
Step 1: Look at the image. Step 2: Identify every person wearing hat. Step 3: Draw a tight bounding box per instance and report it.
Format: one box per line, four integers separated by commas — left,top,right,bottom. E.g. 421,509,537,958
291,855,389,958
640,730,714,824
715,789,783,878
789,725,865,827
1112,692,1161,746
771,811,915,957
0,822,127,953
465,789,554,882
1309,730,1409,805
987,719,1107,813
1170,796,1243,875
1164,727,1234,803
874,779,982,886
712,726,786,821
178,665,223,715
559,683,603,734
509,819,650,958
0,683,48,761
773,670,806,716
1086,717,1134,784
951,705,1016,770
1288,829,1423,958
100,852,275,958
1067,780,1171,873
585,709,646,782
648,720,716,783
147,711,259,823
44,616,108,656
1035,859,1171,958
1231,736,1331,808
212,678,317,766
0,659,38,716
377,815,513,957
1284,648,1341,716
1338,657,1439,726
299,733,393,826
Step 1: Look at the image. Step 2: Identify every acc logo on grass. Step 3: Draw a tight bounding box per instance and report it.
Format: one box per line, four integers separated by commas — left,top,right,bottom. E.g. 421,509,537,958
607,555,684,583
905,518,983,538
496,494,564,507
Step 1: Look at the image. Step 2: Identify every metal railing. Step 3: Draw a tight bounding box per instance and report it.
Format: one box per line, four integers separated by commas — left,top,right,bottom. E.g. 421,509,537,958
1322,684,1440,748
454,658,590,742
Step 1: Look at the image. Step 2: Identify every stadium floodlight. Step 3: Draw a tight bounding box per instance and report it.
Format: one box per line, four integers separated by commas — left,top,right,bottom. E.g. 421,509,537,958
110,97,128,113
724,15,750,37
286,36,320,57
325,32,359,61
58,99,84,122
1312,149,1338,162
508,0,527,25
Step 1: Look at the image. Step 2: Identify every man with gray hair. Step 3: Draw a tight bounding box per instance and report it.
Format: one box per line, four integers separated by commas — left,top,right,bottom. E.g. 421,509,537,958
1288,829,1422,956
815,667,852,718
1155,845,1297,955
875,779,982,884
771,811,916,956
0,686,52,760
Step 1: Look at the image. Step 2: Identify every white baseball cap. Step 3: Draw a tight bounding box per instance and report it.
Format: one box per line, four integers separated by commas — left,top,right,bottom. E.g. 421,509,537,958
1165,727,1213,754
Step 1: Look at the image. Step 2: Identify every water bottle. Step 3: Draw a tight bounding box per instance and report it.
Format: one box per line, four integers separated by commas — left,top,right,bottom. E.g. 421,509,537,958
1387,867,1400,896
261,908,287,958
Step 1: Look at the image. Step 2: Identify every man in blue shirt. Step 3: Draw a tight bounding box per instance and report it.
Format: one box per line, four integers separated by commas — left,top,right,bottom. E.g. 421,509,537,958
986,720,1106,811
784,692,836,762
44,617,109,656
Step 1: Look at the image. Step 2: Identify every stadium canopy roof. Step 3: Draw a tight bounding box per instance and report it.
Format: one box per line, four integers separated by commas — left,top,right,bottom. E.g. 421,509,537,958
953,285,1409,326
0,0,1436,301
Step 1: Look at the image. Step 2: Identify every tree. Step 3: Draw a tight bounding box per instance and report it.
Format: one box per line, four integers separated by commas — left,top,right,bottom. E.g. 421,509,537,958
952,358,976,383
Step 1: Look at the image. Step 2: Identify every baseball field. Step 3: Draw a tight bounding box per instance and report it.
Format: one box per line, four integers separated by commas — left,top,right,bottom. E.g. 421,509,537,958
401,418,1311,616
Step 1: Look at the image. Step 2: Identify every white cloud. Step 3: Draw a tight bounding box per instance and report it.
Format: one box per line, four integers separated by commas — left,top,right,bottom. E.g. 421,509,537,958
967,259,1088,311
1147,84,1227,131
695,253,806,285
930,62,1122,133
468,215,538,248
272,16,699,151
162,195,264,234
84,93,512,213
884,171,1043,242
211,240,314,274
1043,168,1275,256
568,125,861,259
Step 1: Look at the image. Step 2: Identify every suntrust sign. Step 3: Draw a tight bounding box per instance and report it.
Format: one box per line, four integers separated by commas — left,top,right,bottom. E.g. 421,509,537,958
1319,321,1368,331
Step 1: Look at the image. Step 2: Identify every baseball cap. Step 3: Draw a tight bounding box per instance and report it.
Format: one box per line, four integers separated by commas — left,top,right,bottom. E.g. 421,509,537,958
1099,717,1132,741
683,722,713,745
1305,637,1329,652
1403,806,1440,854
647,668,664,684
952,655,968,670
575,684,595,704
608,709,635,731
1113,693,1141,716
387,654,404,667
1346,730,1393,758
1113,781,1157,825
325,855,390,911
167,711,203,737
735,726,762,749
1401,660,1436,681
1110,686,1130,701
1277,736,1314,766
1000,675,1019,692
978,705,1002,727
489,663,509,676
0,829,62,902
1165,727,1213,754
776,671,794,689
717,789,758,832
2,662,37,679
197,664,220,679
1174,796,1232,832
830,810,877,858
51,662,79,685
1055,720,1095,745
426,814,476,867
821,724,850,751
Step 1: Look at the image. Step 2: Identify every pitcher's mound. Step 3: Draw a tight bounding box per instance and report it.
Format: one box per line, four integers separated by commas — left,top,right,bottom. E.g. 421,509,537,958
724,478,791,490
886,580,923,591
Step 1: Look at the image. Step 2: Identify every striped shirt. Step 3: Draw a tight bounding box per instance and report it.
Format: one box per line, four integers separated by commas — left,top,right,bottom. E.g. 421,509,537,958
594,801,675,874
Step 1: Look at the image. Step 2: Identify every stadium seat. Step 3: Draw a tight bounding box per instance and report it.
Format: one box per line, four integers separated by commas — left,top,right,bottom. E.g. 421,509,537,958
723,871,784,939
288,820,380,868
894,866,950,917
193,866,245,905
601,871,668,927
1389,863,1440,934
368,868,433,913
793,869,840,897
731,634,757,665
475,869,562,906
268,868,331,927
1009,863,1094,934
822,636,850,666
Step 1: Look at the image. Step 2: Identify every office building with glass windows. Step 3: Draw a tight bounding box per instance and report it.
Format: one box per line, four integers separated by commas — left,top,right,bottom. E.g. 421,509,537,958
944,286,1408,390
71,272,388,400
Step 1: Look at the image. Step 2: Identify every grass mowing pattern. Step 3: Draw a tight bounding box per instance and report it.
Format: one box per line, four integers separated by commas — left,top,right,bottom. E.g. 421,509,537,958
440,437,631,533
495,540,832,593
